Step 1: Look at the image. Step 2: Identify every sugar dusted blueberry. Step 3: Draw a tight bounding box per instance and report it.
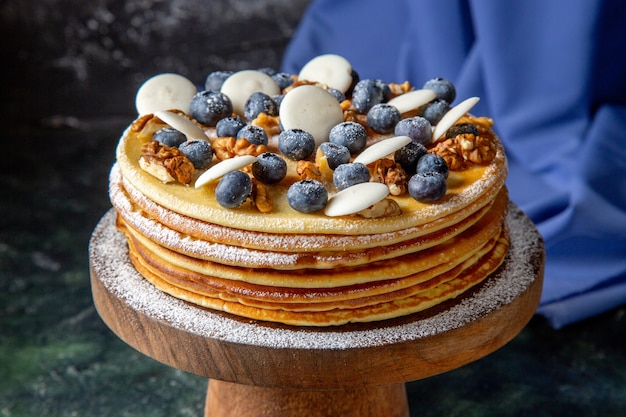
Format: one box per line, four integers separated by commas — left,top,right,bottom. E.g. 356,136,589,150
394,116,432,145
333,162,370,190
244,92,278,122
271,72,294,90
367,103,401,134
446,123,478,138
215,116,246,138
278,129,316,160
423,77,456,103
287,180,328,213
417,153,449,178
178,140,213,169
421,98,450,125
408,172,447,203
318,142,351,170
204,70,233,91
351,79,390,113
329,122,367,154
215,170,252,208
190,90,233,126
394,142,428,175
251,152,287,184
152,127,186,148
327,88,346,103
236,125,268,146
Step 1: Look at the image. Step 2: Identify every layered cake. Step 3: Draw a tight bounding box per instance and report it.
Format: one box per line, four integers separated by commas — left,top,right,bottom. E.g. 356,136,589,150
109,54,510,326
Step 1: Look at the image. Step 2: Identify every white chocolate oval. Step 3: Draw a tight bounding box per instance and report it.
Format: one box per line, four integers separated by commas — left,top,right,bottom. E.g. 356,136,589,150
155,110,208,141
135,73,197,115
352,135,412,165
195,155,257,188
279,85,344,146
220,70,280,116
387,89,437,114
432,97,480,141
298,54,353,93
324,182,390,217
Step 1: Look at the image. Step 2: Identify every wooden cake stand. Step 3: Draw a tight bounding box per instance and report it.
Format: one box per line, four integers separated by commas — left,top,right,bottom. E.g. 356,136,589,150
90,204,544,417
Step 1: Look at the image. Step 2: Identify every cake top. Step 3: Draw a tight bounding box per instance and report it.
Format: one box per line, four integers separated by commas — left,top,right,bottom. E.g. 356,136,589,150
115,54,507,235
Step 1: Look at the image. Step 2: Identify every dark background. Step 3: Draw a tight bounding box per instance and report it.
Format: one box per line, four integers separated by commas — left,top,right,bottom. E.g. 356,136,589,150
1,1,625,416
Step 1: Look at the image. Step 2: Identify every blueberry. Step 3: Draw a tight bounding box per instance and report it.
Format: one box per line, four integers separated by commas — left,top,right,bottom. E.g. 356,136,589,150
204,70,233,91
251,152,287,184
215,170,252,208
215,116,246,138
244,92,278,122
256,67,277,76
394,142,428,175
236,125,268,146
408,172,447,203
417,153,449,178
394,116,432,145
271,72,294,90
287,180,328,213
278,129,316,160
318,142,351,170
329,122,367,154
178,140,213,169
423,77,456,103
446,123,478,138
152,127,186,148
272,94,285,109
367,103,401,134
190,90,233,126
333,162,370,190
351,79,390,113
420,99,450,125
327,87,346,103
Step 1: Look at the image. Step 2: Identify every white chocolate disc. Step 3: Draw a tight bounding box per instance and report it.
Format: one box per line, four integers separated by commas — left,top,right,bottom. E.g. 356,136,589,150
220,70,280,116
279,85,344,146
324,182,390,217
432,97,480,141
298,54,353,93
195,155,257,188
387,89,437,114
135,73,197,115
154,110,208,141
353,136,412,165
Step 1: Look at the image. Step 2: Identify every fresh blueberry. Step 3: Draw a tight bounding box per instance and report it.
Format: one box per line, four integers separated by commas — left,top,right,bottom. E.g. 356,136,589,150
272,94,285,109
215,170,252,208
152,127,186,148
367,103,401,134
394,116,432,145
178,140,213,169
417,153,449,178
271,72,294,90
333,162,370,190
423,77,456,103
278,129,316,160
327,87,346,103
215,116,246,138
204,70,233,91
420,99,450,125
190,90,233,127
251,152,287,185
236,125,268,146
408,172,447,203
318,142,351,170
351,79,390,113
244,92,278,122
394,142,428,175
256,67,277,76
446,123,478,138
329,122,367,154
287,180,328,213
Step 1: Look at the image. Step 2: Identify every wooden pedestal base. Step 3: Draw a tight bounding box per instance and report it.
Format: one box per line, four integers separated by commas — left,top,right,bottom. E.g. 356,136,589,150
205,380,408,417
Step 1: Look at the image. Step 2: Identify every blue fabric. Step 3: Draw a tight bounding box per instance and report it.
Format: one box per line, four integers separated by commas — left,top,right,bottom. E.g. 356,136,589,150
282,0,626,328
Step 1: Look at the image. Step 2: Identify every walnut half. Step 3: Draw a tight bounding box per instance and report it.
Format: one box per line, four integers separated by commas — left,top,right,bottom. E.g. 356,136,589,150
139,141,194,185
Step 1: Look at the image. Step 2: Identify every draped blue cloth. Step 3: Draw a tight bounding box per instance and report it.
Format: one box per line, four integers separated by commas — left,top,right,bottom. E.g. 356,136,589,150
281,0,626,328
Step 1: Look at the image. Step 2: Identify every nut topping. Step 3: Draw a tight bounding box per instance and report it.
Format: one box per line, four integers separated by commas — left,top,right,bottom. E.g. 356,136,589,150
139,141,194,184
358,198,402,218
212,137,269,160
296,160,322,181
369,158,408,196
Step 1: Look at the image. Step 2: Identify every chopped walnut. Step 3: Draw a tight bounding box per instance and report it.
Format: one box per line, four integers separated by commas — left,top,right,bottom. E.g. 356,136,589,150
296,160,322,181
251,180,273,213
388,81,413,97
369,159,408,196
430,132,496,170
212,137,269,160
358,198,402,218
139,141,194,184
343,108,359,122
251,113,281,136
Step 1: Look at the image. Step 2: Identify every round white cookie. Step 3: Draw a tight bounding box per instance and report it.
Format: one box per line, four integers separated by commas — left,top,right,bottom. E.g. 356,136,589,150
135,73,197,115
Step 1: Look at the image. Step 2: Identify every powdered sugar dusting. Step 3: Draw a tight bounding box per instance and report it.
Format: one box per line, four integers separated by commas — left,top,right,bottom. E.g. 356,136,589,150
90,204,543,350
